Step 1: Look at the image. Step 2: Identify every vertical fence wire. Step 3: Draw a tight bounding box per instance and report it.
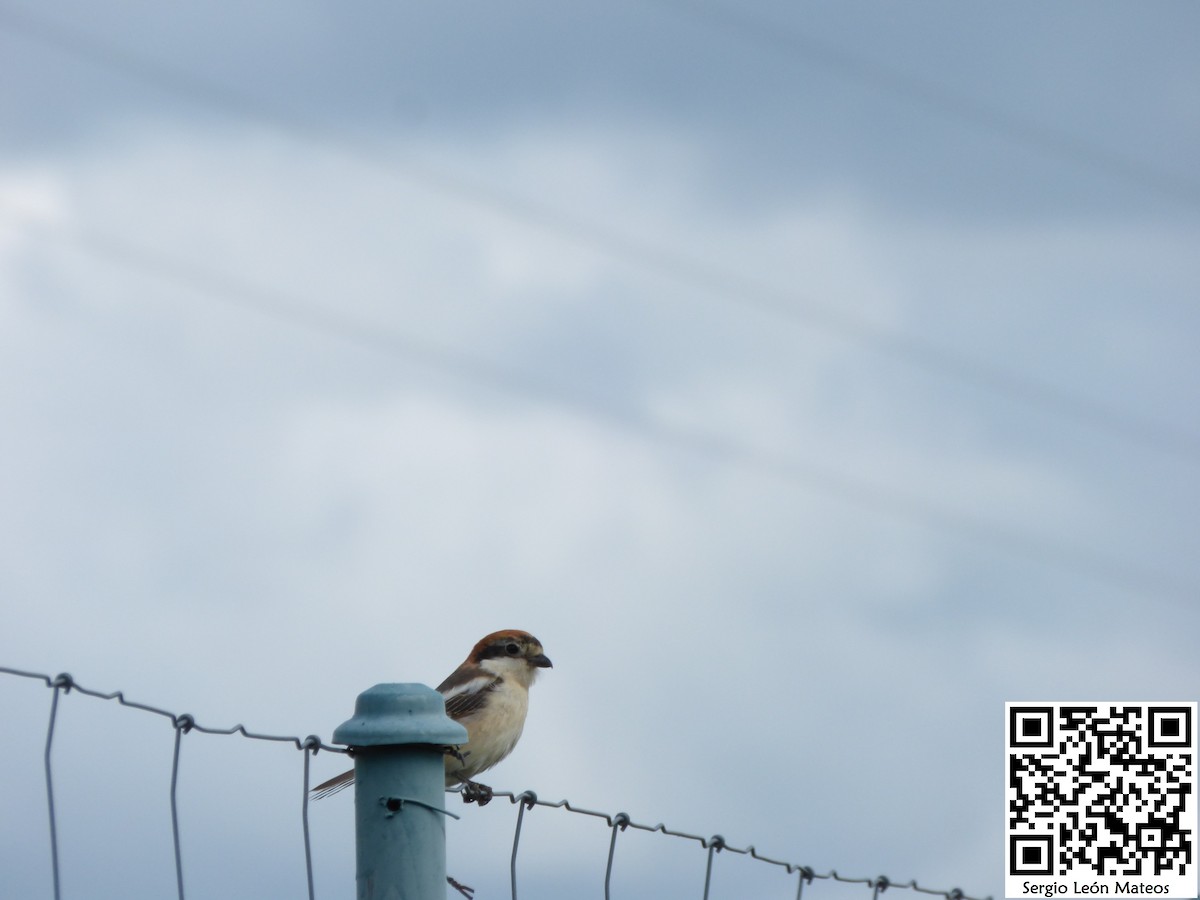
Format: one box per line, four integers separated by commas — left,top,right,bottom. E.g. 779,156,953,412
797,865,815,900
301,736,320,900
509,791,537,900
702,835,725,900
604,812,629,900
43,677,67,900
170,714,193,900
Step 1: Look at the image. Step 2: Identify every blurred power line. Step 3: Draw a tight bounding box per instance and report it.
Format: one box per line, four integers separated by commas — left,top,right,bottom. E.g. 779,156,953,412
649,0,1200,209
4,211,1197,607
1,6,1199,464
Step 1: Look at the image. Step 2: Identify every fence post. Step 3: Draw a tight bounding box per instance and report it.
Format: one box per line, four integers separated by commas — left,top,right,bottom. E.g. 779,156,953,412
333,683,469,900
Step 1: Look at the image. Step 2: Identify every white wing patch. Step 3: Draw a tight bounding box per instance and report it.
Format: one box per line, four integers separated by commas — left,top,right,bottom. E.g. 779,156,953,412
440,674,495,702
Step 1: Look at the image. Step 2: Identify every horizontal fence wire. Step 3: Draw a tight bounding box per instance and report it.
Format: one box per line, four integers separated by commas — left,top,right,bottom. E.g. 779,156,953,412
0,667,349,750
0,666,348,900
487,789,993,900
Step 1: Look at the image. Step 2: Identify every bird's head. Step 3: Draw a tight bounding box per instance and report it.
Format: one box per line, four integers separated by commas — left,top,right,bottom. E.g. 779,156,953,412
470,630,553,687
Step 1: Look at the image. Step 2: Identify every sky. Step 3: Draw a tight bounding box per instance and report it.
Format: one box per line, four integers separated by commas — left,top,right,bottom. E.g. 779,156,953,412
1,2,1198,899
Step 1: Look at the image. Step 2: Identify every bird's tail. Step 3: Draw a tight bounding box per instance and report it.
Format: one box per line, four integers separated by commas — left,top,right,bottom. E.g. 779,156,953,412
311,768,355,800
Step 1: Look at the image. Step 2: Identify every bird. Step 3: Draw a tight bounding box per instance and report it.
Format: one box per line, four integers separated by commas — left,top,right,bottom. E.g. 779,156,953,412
312,629,552,806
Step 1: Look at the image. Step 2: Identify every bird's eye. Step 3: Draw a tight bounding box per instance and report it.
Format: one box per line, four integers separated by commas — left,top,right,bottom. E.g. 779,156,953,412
505,642,520,655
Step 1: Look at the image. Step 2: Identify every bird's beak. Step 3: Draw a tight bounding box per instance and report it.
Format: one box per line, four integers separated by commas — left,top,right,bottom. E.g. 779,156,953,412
530,653,553,668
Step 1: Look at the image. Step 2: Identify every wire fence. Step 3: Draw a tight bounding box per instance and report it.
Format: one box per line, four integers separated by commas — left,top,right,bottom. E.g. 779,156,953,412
1,665,348,900
1,665,992,900
491,789,991,900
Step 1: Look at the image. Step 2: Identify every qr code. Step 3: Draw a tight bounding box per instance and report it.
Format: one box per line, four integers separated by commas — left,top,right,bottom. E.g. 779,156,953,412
1005,703,1197,899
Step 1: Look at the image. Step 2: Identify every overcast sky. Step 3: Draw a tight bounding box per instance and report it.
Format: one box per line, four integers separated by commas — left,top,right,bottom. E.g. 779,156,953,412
1,2,1198,899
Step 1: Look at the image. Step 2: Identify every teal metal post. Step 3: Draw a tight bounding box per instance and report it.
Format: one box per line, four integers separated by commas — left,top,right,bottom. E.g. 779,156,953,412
333,684,468,900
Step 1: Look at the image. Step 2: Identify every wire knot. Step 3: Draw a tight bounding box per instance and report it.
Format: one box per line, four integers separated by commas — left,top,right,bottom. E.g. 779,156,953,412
516,790,538,809
51,673,74,692
174,713,195,734
301,735,322,753
948,889,964,900
708,834,726,852
612,812,631,830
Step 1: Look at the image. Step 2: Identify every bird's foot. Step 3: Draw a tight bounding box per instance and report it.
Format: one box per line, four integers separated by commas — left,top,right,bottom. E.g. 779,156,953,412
443,745,467,766
447,875,475,898
460,780,493,806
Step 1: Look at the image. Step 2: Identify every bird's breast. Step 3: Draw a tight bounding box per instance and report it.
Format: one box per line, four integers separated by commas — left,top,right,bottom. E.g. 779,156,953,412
445,684,529,784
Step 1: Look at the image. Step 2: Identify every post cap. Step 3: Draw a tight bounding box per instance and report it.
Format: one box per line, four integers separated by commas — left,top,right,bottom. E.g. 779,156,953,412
333,683,469,747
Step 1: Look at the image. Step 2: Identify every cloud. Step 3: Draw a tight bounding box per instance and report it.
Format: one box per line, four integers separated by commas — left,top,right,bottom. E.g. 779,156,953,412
0,112,1196,900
